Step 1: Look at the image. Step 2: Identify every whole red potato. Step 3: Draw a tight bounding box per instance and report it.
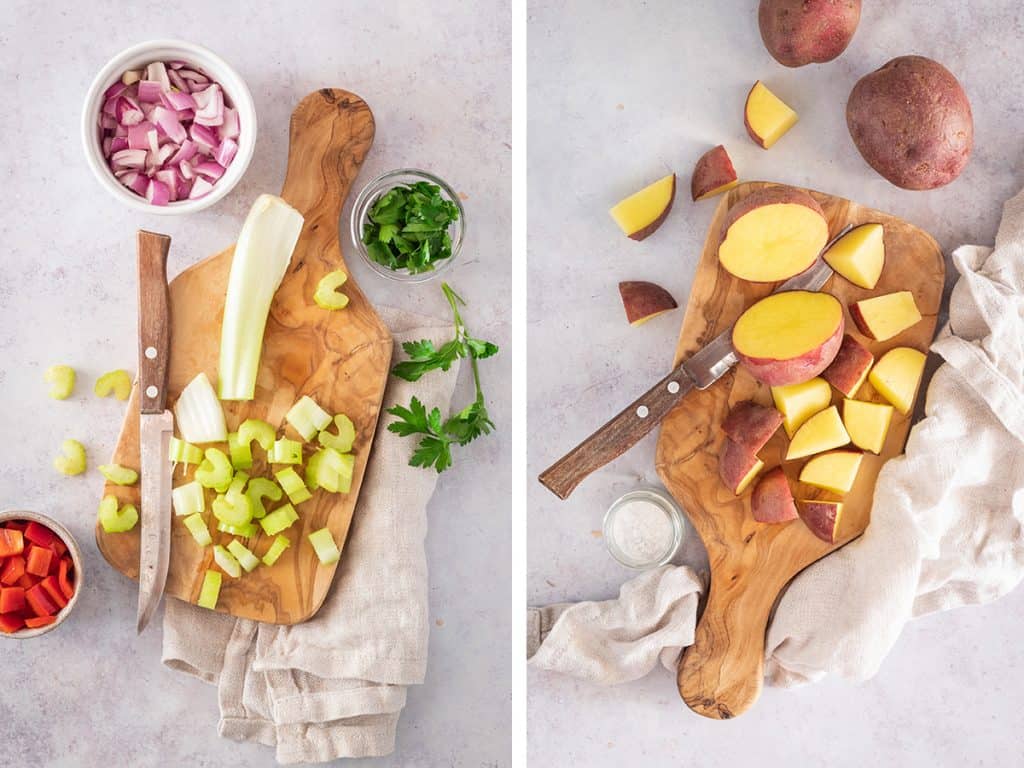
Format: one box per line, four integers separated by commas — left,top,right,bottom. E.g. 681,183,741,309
758,0,861,67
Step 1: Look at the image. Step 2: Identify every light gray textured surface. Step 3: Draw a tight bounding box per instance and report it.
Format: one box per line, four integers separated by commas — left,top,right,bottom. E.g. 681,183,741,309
0,1,512,766
528,1,1024,765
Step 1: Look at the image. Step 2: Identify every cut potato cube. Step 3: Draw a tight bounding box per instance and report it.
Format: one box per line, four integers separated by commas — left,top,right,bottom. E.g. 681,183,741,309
823,223,885,289
721,400,783,454
850,291,922,341
798,500,843,543
609,174,676,241
691,145,739,201
798,450,864,494
751,467,798,523
744,81,799,149
822,334,874,398
785,405,850,460
869,347,926,415
771,377,832,438
843,399,894,454
718,438,764,495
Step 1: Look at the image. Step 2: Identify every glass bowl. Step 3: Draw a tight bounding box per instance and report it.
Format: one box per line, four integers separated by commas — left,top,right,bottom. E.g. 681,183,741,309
603,488,685,570
349,168,465,283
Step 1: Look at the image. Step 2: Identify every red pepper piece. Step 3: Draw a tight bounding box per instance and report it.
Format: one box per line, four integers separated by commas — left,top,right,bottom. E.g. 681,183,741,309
24,615,56,629
0,555,25,585
39,576,68,610
25,545,53,577
0,528,24,558
3,520,27,532
50,538,67,557
16,573,35,590
0,587,26,614
57,558,74,600
25,583,57,616
23,521,57,548
0,613,25,633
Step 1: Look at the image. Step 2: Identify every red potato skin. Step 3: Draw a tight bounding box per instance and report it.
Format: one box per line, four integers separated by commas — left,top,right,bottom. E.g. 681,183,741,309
822,334,873,396
618,281,678,325
718,438,762,494
691,145,738,201
847,56,974,190
799,500,842,543
721,400,783,454
758,0,861,68
751,467,799,523
734,316,845,387
629,175,676,241
719,186,826,243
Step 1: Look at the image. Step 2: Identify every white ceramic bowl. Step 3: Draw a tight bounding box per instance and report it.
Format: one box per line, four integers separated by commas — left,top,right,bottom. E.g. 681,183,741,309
81,39,257,215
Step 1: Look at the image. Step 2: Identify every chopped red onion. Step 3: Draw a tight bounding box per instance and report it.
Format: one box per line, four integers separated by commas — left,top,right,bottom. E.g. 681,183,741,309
116,97,144,126
146,61,171,93
126,121,156,150
215,138,238,167
189,122,219,150
189,177,214,199
219,108,240,140
152,106,187,143
162,89,196,112
167,68,188,93
146,179,171,206
104,81,128,101
155,169,179,201
193,161,226,180
111,136,128,152
122,69,143,86
179,160,195,180
193,85,224,127
112,149,147,169
136,80,164,103
169,139,197,165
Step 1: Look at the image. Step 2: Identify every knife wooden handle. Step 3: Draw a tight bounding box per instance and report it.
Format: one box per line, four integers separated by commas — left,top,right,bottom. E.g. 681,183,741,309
137,231,171,415
538,370,695,499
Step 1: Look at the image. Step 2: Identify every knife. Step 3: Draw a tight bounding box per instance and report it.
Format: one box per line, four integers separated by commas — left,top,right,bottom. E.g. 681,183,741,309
135,230,174,634
538,225,854,500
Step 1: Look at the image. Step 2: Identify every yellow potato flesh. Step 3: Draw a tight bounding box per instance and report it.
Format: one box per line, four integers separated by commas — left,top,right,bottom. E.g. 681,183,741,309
719,204,829,282
786,405,851,460
695,179,739,201
746,81,799,149
869,347,926,415
799,450,864,494
854,291,922,341
843,399,894,454
734,291,842,360
772,377,832,437
609,174,674,236
823,223,885,289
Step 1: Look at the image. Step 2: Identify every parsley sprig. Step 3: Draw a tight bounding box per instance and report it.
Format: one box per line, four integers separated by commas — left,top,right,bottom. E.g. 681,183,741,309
387,283,498,472
362,181,460,274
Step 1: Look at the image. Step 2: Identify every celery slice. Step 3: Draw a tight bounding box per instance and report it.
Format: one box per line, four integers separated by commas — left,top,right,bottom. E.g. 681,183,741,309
274,467,312,504
218,195,304,401
212,491,253,527
306,447,354,493
227,432,253,470
246,477,283,519
238,419,276,451
213,544,242,578
99,463,139,486
44,365,76,400
318,413,356,453
261,535,291,566
172,481,205,517
174,372,228,443
285,395,332,441
268,438,303,465
217,520,257,537
259,503,299,536
308,527,340,565
169,437,204,465
98,495,139,533
54,439,87,476
183,512,212,546
195,448,233,492
313,270,350,310
197,570,222,609
227,472,249,497
95,369,132,401
226,540,260,572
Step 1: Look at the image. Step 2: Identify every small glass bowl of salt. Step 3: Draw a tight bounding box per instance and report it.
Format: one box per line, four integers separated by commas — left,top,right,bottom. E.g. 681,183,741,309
603,488,685,569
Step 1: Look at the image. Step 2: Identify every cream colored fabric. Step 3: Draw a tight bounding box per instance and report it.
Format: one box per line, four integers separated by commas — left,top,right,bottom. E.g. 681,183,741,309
163,307,458,763
531,187,1024,688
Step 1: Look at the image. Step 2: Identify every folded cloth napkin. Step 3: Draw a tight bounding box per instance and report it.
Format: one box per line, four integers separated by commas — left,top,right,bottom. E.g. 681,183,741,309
530,185,1024,687
163,306,459,764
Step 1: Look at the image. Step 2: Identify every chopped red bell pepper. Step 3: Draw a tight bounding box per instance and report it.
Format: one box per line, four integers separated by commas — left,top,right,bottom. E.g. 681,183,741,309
39,576,68,610
3,520,27,532
16,573,34,590
25,545,53,577
57,559,74,600
23,521,57,548
0,528,24,558
25,583,57,616
50,538,67,557
24,615,56,629
0,555,25,585
0,613,25,634
0,587,25,614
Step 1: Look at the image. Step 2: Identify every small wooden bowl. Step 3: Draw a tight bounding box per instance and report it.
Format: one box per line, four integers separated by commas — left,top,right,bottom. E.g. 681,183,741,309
0,509,84,639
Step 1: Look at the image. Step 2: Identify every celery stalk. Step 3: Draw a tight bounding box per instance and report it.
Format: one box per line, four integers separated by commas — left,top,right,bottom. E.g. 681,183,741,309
226,540,260,572
212,491,253,527
313,270,350,310
217,520,257,537
246,478,283,519
169,437,204,465
99,464,139,486
261,535,291,566
227,432,253,470
274,467,312,504
172,481,205,517
44,365,76,400
197,570,222,609
218,195,304,401
183,512,212,546
213,544,242,578
259,503,299,536
95,369,132,401
174,373,228,443
238,419,276,451
306,447,354,493
318,413,356,453
195,448,233,492
268,438,303,465
285,396,332,441
98,495,139,533
308,527,340,565
54,439,87,476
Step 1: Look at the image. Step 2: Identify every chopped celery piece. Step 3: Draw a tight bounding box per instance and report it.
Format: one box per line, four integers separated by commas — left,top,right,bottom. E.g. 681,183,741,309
212,491,253,527
174,372,228,443
219,194,304,401
285,395,332,441
318,413,356,453
44,365,76,400
308,527,340,565
246,477,283,519
213,544,242,578
54,439,86,476
275,467,312,504
197,570,222,609
227,472,249,497
306,448,354,493
195,448,233,492
169,436,204,465
226,540,260,572
313,270,350,310
305,449,324,491
268,438,303,465
98,464,138,486
183,512,212,546
259,503,299,536
217,520,257,537
98,495,139,533
172,481,205,517
227,432,253,470
261,535,291,566
238,418,276,451
94,369,132,401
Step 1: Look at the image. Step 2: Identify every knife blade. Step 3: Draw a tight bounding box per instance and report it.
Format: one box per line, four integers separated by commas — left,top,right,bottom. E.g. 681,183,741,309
538,224,854,500
135,230,173,634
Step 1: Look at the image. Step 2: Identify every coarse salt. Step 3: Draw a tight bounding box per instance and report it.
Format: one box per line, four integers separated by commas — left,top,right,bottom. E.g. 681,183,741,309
610,498,674,564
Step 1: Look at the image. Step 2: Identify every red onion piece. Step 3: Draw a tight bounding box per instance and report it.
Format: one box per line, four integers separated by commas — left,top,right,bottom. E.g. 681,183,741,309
110,136,128,153
126,121,156,150
215,138,238,167
179,160,195,180
152,106,187,143
104,81,128,101
189,122,219,150
218,108,240,140
100,114,117,131
136,80,163,103
189,177,214,200
116,97,144,126
167,68,188,93
163,90,196,112
146,61,171,93
169,139,197,165
122,69,143,86
112,149,147,169
179,69,210,85
193,85,224,127
155,169,179,201
193,161,226,180
146,179,171,206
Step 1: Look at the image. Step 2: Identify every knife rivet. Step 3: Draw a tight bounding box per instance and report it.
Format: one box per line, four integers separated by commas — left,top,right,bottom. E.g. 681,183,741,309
145,346,158,359
636,405,649,418
146,385,158,399
667,381,680,394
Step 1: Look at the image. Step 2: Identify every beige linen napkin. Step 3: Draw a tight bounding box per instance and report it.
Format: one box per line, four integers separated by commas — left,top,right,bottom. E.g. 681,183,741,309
163,306,459,764
530,185,1024,687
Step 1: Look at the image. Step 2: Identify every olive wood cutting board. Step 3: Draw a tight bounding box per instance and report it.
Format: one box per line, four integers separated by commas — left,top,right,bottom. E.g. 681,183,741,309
95,89,393,625
656,181,944,718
